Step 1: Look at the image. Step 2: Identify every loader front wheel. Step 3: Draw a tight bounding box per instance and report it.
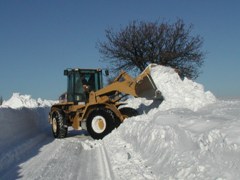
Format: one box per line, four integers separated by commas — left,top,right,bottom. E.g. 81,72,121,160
87,108,116,139
52,111,68,138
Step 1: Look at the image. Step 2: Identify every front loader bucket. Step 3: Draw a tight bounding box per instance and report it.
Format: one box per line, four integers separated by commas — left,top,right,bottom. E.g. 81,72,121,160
135,64,162,100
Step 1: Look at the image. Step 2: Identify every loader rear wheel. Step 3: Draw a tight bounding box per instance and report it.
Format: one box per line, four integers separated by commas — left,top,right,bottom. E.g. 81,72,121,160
52,111,68,138
119,107,139,118
87,108,117,139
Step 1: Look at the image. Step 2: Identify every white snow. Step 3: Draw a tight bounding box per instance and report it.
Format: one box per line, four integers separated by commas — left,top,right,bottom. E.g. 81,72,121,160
104,100,240,179
0,65,240,180
1,93,57,109
151,65,216,111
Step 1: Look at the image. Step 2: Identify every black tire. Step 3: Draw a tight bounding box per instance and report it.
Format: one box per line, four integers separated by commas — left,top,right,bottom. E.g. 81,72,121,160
52,111,68,138
86,108,118,139
119,107,139,118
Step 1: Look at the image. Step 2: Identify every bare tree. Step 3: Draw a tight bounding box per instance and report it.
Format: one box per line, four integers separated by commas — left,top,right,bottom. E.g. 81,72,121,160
98,19,205,79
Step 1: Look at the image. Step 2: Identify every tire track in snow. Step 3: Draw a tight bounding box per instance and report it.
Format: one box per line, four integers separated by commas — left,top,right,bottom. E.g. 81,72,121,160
97,141,115,179
78,139,115,180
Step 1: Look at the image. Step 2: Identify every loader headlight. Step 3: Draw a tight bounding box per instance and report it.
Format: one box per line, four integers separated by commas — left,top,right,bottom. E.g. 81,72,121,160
155,90,163,100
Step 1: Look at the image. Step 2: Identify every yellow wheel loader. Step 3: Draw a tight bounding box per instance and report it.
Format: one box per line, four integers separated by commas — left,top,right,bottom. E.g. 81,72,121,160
49,64,162,139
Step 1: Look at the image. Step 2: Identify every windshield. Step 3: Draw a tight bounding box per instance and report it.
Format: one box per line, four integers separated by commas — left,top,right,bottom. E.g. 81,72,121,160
65,69,103,103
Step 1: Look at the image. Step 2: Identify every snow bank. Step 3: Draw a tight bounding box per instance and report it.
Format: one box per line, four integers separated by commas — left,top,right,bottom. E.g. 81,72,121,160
0,93,56,150
105,100,240,179
103,65,240,179
0,93,55,174
1,93,56,109
0,107,51,173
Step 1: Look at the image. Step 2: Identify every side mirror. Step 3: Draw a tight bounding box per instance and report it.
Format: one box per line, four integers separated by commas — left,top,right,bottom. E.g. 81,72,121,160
105,69,109,76
64,70,69,76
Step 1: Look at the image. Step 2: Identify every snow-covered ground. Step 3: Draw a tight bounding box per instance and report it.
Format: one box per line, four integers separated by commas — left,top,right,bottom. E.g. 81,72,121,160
1,65,240,179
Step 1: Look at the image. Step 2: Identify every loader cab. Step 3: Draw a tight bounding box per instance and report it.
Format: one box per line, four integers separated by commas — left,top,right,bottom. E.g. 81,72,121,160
62,68,103,103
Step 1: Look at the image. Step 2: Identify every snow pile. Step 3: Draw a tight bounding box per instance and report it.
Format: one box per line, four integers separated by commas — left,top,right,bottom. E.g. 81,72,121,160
104,100,240,179
1,93,56,109
150,65,216,111
102,65,239,179
127,65,216,112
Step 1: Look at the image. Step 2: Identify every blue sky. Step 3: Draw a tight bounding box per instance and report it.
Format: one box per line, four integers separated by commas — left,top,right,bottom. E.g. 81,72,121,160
0,0,240,100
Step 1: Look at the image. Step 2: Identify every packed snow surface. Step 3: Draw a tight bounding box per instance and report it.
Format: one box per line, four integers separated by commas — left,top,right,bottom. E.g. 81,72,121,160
1,65,240,180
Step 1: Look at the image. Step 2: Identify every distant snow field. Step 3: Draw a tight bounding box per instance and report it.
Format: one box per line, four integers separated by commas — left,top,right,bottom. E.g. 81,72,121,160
1,65,240,179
